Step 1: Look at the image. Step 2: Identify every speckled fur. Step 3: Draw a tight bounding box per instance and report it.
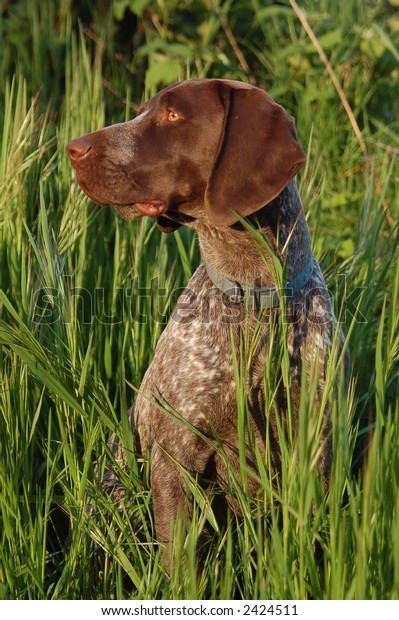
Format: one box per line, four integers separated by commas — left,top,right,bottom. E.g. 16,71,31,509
101,180,346,548
66,80,347,558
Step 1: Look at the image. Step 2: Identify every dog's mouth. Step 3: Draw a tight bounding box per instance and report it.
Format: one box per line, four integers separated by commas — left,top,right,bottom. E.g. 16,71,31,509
156,214,183,233
75,177,166,220
71,154,187,233
113,200,166,220
76,180,185,233
75,174,189,233
134,201,167,217
112,202,183,233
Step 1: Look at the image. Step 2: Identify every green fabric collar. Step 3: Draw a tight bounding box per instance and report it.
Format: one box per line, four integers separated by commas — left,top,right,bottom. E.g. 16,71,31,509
205,253,314,309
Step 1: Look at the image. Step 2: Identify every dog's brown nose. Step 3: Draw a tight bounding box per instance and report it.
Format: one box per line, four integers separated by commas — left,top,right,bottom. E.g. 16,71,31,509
66,137,92,162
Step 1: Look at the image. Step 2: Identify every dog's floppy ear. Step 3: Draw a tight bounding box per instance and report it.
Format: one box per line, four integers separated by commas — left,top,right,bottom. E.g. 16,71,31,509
205,83,306,227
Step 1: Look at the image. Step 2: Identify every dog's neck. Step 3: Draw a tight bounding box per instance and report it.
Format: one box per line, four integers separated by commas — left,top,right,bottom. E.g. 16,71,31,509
190,180,311,287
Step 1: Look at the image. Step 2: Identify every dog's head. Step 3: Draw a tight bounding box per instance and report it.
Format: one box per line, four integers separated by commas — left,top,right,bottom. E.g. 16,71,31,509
66,79,305,232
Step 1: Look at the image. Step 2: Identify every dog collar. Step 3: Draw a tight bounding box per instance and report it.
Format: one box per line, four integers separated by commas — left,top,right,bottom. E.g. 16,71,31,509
205,252,314,309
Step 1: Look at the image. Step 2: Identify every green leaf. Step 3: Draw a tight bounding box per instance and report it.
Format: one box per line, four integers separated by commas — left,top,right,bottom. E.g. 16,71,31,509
145,56,182,92
305,28,342,53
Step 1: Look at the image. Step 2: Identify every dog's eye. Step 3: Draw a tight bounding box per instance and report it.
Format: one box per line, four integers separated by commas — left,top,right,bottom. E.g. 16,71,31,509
167,111,182,122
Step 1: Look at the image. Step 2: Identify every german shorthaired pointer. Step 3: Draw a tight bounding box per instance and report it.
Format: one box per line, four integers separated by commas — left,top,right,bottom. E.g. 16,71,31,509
66,79,345,558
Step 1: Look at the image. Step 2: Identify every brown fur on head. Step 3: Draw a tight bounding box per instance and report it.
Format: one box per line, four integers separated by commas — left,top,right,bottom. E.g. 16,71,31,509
66,79,305,232
204,81,306,227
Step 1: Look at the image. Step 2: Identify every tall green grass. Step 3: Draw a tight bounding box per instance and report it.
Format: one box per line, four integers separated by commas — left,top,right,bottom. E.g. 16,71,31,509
0,0,398,600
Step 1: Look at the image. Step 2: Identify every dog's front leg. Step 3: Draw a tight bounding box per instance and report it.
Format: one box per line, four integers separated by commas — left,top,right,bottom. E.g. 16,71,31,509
150,441,192,569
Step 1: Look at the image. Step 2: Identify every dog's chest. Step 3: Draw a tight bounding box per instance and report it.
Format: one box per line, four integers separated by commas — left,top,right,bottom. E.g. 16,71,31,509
135,265,267,442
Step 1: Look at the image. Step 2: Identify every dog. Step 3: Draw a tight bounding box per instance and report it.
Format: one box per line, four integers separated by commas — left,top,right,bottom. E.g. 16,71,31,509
66,78,346,559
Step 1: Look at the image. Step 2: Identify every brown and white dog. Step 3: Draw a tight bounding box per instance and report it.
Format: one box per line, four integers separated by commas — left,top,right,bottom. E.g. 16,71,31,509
67,79,346,558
